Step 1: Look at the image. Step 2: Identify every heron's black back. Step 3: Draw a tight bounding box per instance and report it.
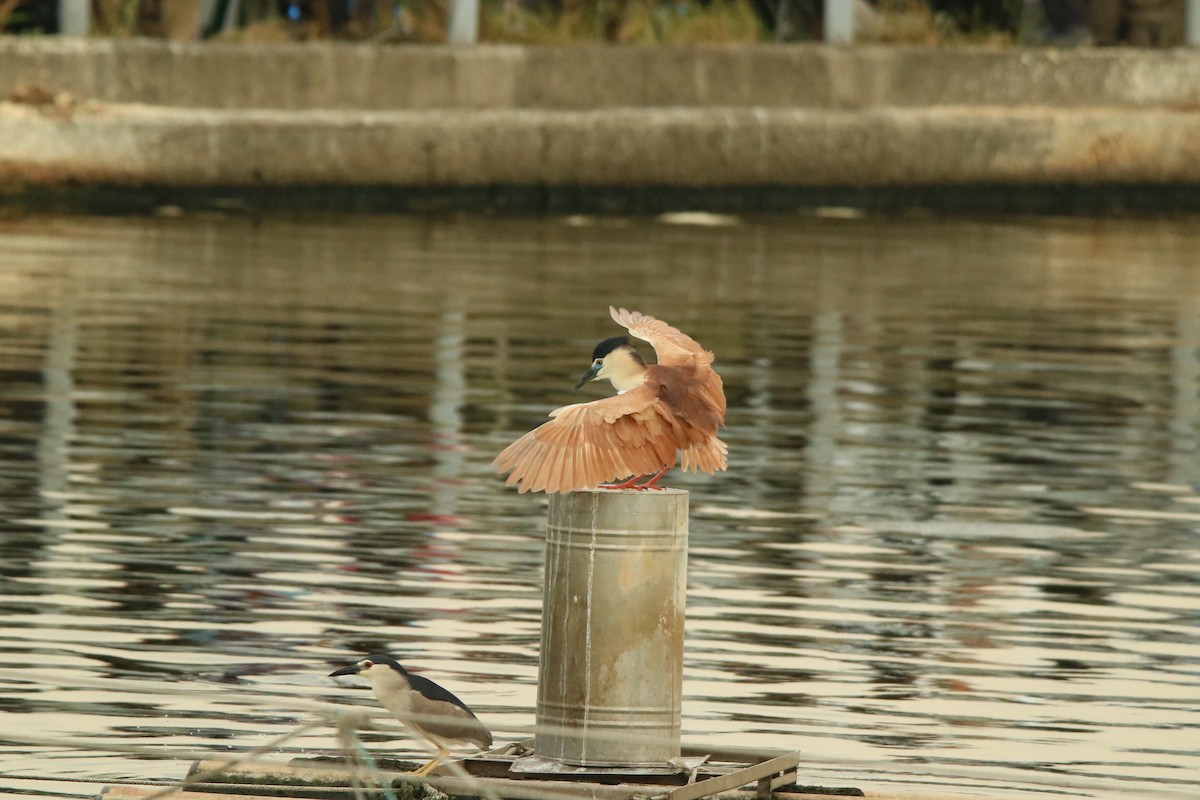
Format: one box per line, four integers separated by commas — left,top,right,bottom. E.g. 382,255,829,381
407,672,482,719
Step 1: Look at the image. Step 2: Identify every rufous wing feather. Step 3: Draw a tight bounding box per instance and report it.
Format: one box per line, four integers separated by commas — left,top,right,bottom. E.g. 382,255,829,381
681,436,728,474
492,385,681,493
611,307,707,367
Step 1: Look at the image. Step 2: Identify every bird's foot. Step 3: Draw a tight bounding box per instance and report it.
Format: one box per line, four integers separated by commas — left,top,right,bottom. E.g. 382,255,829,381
599,481,662,491
633,467,670,490
599,476,642,490
601,467,670,491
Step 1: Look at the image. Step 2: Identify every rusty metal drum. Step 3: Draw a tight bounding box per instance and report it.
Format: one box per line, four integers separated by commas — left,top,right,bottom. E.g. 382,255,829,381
535,488,689,767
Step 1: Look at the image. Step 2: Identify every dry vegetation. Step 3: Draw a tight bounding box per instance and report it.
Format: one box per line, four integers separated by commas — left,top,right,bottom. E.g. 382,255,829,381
482,1,764,45
4,0,1015,45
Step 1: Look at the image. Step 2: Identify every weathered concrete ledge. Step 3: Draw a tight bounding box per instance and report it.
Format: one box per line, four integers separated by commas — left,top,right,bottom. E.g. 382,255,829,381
3,40,1200,213
4,39,1200,111
7,104,1200,187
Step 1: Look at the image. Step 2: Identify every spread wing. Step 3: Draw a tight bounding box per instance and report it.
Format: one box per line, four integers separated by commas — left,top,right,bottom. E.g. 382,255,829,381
492,385,685,493
610,307,710,367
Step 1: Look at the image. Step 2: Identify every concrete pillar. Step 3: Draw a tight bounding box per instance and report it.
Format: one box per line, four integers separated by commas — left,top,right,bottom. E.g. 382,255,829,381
536,489,688,767
824,0,854,43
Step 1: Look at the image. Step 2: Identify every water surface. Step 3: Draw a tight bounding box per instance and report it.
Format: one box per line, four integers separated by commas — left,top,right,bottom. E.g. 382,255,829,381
0,214,1198,799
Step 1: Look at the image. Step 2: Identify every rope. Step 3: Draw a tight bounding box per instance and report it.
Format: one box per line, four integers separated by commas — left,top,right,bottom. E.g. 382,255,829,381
137,717,330,800
0,775,414,793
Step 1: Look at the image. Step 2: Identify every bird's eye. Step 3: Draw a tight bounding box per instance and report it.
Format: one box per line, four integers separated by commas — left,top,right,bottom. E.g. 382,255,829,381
593,358,603,366
361,660,372,669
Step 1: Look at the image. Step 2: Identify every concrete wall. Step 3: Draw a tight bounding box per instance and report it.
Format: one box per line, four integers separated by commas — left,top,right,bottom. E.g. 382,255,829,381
2,40,1200,212
5,103,1200,186
3,39,1200,111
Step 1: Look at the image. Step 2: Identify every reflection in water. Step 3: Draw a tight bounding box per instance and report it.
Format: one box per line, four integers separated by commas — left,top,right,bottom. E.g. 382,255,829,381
0,215,1198,799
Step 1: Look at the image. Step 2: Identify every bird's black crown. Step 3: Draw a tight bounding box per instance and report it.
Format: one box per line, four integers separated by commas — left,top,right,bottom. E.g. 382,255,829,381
364,653,408,674
592,336,629,360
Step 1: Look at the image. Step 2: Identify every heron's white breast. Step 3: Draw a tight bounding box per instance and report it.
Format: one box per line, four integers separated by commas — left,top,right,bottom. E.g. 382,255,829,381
367,669,416,724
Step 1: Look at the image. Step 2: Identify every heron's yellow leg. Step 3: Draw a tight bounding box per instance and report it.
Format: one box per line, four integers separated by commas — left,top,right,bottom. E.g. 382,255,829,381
412,747,450,777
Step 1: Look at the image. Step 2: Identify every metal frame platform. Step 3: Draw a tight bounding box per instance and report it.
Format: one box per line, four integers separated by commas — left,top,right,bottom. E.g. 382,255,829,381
145,740,864,800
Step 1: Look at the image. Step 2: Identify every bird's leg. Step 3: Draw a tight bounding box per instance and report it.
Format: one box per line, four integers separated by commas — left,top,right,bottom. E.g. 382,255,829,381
634,466,671,490
412,746,450,776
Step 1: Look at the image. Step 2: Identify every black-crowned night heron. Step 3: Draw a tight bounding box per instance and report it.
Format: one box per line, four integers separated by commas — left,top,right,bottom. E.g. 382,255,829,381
493,306,727,493
329,653,493,776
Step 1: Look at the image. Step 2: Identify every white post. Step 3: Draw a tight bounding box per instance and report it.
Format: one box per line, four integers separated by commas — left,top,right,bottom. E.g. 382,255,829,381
824,0,854,43
222,0,242,32
1188,0,1200,46
58,0,90,35
447,0,479,44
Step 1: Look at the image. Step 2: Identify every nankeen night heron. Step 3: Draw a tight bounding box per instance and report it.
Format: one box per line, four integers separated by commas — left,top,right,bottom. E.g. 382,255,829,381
329,653,493,776
493,306,727,493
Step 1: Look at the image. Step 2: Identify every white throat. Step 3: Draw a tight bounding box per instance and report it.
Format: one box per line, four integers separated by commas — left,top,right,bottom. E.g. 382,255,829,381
600,347,647,393
609,372,646,393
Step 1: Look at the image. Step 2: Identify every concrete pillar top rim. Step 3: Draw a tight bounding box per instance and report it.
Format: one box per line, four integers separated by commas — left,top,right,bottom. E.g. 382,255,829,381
561,488,689,496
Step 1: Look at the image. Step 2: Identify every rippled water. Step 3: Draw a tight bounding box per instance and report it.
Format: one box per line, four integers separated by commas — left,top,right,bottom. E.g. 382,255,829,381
0,214,1197,799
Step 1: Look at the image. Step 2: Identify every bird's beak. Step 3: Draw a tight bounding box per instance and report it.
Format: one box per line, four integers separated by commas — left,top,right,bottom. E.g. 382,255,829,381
329,664,362,677
575,365,600,390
